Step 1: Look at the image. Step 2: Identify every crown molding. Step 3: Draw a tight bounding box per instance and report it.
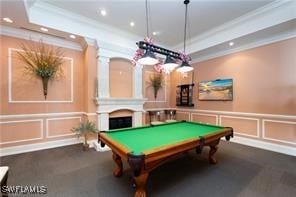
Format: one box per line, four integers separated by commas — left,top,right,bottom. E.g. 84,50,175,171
174,0,296,54
80,37,98,51
0,25,83,51
98,40,135,59
191,29,296,64
28,1,140,52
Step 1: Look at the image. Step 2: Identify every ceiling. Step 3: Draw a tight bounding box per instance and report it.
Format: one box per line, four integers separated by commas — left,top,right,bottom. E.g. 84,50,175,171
43,0,274,46
0,0,83,42
0,0,295,62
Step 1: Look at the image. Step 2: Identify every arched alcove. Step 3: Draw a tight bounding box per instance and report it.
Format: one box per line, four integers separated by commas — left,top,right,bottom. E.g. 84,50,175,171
109,58,134,98
109,109,133,118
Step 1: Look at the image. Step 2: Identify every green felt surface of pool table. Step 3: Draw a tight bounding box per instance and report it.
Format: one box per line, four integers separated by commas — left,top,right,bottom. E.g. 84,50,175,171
105,121,225,154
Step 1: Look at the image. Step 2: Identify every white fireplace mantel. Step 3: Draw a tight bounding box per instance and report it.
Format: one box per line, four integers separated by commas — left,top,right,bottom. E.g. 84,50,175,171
94,97,147,113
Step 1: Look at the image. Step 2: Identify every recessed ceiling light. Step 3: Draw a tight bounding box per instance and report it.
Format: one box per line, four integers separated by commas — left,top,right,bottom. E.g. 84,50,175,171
100,9,107,16
130,21,135,27
152,31,160,36
40,27,48,32
229,42,234,46
69,35,76,39
3,17,13,23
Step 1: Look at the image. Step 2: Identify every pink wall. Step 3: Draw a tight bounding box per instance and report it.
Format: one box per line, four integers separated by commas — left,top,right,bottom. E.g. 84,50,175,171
0,35,85,115
1,34,295,154
143,66,170,109
0,35,97,148
109,58,133,98
171,38,296,147
172,38,296,115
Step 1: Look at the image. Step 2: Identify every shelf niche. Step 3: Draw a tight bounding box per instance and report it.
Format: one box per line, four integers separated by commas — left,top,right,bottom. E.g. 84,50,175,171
176,84,194,107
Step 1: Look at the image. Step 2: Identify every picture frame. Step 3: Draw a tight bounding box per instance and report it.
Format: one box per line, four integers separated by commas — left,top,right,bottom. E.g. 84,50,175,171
198,79,233,101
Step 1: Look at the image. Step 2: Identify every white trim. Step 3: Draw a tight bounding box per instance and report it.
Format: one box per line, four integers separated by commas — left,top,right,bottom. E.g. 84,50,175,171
0,25,83,51
176,111,191,121
144,108,175,112
174,0,295,53
0,119,43,145
262,119,296,146
81,37,98,49
82,112,97,116
95,98,146,113
192,30,296,64
46,116,81,138
175,108,296,120
144,71,167,103
99,45,134,60
227,136,296,157
0,112,84,120
220,115,260,138
8,48,12,103
8,48,74,103
190,113,219,125
29,1,140,52
0,138,81,157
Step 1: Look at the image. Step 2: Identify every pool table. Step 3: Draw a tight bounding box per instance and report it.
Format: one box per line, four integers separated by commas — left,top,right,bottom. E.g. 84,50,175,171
99,121,233,197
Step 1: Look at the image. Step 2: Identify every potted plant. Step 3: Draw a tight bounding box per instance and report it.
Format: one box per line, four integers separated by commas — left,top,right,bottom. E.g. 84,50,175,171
71,120,98,151
149,73,163,100
17,40,64,99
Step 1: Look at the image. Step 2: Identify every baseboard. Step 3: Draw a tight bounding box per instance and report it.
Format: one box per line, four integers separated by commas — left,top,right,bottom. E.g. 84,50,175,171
226,136,296,157
0,138,81,157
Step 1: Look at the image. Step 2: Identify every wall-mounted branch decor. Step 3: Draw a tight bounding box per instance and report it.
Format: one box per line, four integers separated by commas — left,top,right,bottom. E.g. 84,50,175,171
149,73,163,100
17,40,64,99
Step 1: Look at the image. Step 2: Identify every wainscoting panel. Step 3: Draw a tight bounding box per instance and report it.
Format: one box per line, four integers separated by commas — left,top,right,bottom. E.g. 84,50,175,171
220,115,259,138
46,117,81,138
263,119,296,145
0,119,43,144
176,111,190,121
191,113,218,125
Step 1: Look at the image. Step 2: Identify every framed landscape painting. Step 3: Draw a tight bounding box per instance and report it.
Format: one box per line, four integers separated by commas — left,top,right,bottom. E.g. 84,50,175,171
198,79,233,101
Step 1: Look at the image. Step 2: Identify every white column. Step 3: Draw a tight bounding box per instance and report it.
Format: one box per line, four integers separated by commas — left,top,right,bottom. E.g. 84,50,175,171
133,64,143,98
133,111,143,127
94,112,110,152
98,56,110,98
98,112,109,131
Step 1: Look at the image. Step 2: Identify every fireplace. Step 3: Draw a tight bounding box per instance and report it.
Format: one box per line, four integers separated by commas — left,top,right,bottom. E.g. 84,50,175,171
109,116,132,130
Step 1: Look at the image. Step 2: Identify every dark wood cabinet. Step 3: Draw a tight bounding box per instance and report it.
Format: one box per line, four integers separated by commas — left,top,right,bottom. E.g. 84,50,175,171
176,84,194,107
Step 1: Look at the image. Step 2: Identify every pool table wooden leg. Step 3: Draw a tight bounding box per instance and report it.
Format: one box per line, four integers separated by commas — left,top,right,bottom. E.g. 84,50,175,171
134,172,149,197
112,152,123,177
208,139,220,164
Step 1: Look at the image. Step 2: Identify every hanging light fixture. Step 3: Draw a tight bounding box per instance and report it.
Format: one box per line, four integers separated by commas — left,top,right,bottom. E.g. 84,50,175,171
163,54,178,71
137,0,159,65
134,0,193,73
176,0,193,73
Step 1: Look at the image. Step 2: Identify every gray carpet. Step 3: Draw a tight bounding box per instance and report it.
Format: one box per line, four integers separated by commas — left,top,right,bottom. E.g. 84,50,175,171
1,141,295,197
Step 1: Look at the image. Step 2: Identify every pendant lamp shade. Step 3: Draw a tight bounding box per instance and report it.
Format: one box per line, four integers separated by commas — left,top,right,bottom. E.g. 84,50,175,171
137,48,159,65
176,0,193,73
162,55,178,71
137,0,159,66
176,61,193,73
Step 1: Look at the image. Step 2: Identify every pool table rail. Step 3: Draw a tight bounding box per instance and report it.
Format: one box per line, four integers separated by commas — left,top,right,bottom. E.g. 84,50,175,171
99,131,130,159
98,122,233,197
